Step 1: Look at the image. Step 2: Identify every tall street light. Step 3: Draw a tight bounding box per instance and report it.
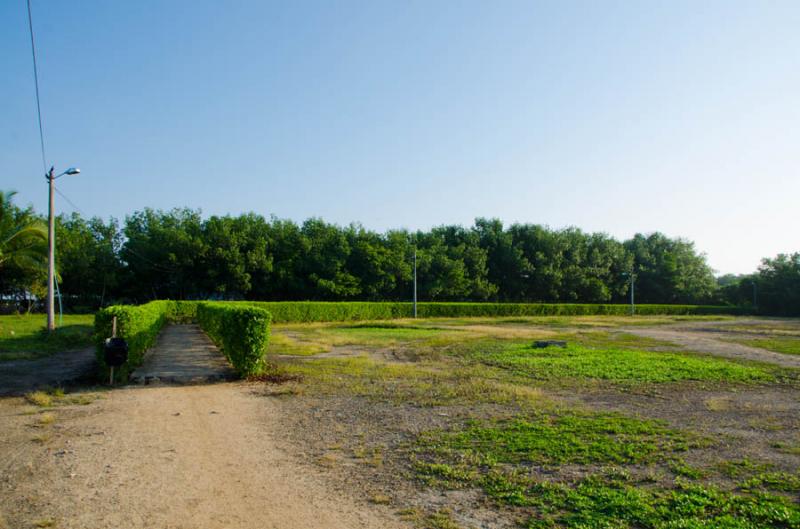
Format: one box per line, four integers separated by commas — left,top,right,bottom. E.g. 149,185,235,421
622,267,636,316
47,165,80,331
413,249,417,318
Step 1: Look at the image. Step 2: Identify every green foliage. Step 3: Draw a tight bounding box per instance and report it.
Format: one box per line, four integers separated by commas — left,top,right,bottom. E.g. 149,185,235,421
94,300,270,378
727,336,800,356
417,414,702,467
471,343,774,384
251,301,741,323
196,302,271,376
416,421,799,528
756,253,800,315
94,300,173,380
0,191,47,304
55,213,124,309
739,472,800,493
518,476,800,529
0,314,94,361
625,233,719,304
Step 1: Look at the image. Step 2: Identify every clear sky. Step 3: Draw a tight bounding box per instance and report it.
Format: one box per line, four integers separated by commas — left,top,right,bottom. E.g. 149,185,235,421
2,1,798,276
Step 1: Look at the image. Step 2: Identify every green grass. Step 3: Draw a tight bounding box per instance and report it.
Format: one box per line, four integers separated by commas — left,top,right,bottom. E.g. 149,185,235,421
415,423,799,529
726,336,800,356
472,343,775,384
0,314,94,361
739,472,800,493
417,414,705,468
280,356,549,407
519,475,799,529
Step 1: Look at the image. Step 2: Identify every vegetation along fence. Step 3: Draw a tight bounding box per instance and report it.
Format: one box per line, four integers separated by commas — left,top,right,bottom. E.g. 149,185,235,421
95,300,746,382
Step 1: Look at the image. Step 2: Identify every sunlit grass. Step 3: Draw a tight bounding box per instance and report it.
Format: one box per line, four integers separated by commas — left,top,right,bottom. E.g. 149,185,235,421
0,314,94,361
471,343,776,384
725,336,800,356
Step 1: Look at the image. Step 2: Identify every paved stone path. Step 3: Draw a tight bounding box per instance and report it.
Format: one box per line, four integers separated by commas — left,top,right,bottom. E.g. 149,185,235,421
130,324,235,384
0,347,96,396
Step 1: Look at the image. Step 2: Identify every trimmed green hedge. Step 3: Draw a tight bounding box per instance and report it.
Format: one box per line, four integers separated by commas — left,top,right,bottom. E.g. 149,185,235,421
95,300,173,381
95,300,235,381
246,301,745,323
94,300,744,381
196,302,271,376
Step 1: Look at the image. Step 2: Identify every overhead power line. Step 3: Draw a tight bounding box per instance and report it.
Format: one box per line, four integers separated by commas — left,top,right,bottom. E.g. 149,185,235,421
26,0,48,174
54,186,87,216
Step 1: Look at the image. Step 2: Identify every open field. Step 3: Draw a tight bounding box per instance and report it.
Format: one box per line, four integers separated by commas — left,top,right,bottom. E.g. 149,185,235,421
0,314,94,362
1,315,799,528
266,315,800,528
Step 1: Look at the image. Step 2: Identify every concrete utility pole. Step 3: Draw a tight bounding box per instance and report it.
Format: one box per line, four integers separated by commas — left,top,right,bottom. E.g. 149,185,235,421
630,272,635,316
46,167,56,331
46,166,80,331
623,268,636,316
413,249,417,318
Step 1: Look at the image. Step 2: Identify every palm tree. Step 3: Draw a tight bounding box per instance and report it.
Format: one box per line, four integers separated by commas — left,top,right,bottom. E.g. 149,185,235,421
0,191,47,272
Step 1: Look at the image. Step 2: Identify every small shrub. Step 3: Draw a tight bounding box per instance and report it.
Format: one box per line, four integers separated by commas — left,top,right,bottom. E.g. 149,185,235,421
196,302,271,376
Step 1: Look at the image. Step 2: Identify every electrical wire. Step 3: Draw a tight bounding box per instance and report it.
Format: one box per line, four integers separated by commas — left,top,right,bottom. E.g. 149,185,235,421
26,0,48,174
54,186,87,216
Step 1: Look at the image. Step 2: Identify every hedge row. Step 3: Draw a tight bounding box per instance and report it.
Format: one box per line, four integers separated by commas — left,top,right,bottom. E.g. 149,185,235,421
94,300,173,381
245,301,746,323
95,300,271,380
195,302,272,376
94,300,744,381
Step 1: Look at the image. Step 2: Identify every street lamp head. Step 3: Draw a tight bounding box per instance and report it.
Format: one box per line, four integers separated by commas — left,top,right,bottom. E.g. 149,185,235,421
65,167,80,175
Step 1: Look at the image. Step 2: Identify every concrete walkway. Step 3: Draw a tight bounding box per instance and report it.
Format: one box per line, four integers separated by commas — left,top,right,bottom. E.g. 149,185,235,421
0,347,97,396
130,324,236,385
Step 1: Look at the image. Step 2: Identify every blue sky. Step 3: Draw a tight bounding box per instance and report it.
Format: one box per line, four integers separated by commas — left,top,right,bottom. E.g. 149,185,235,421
2,0,798,275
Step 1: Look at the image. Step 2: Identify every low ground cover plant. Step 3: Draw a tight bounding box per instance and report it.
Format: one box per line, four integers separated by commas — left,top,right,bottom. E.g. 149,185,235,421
473,342,776,384
0,314,94,361
727,336,800,356
414,418,799,529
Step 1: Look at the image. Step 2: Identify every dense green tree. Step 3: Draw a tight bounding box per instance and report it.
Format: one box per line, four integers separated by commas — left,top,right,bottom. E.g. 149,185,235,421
0,191,48,309
13,200,789,310
624,233,717,304
121,208,206,300
56,213,124,308
415,226,496,301
201,214,272,299
755,253,800,315
473,218,530,301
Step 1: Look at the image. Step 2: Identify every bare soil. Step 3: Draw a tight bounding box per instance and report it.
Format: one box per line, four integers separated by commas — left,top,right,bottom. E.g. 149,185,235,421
0,384,408,529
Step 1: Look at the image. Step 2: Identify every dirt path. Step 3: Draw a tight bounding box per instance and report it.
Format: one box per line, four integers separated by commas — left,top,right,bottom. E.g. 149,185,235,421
624,326,800,369
0,384,408,529
0,347,96,396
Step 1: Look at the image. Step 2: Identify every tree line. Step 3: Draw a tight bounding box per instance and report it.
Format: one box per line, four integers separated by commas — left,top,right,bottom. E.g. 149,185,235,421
1,193,797,314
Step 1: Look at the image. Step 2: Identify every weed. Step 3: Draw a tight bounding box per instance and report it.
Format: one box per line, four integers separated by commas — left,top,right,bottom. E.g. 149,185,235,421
369,493,392,504
416,413,705,468
715,458,774,479
471,343,775,384
739,472,800,493
31,433,51,444
37,412,56,426
25,391,53,407
316,453,339,467
725,336,800,356
668,458,706,479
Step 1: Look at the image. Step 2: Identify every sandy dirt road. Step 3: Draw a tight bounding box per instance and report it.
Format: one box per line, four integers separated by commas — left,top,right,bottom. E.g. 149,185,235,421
0,383,408,529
